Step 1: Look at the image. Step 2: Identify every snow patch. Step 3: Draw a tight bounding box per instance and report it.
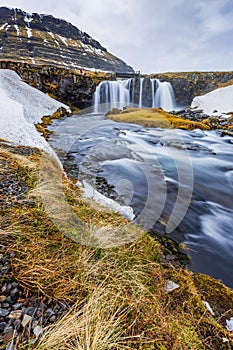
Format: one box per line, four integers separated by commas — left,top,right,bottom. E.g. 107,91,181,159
80,66,112,73
80,42,105,56
0,69,70,156
191,85,233,116
0,70,69,123
202,301,215,316
24,14,33,39
24,14,33,24
165,280,179,293
0,86,51,154
226,317,233,331
26,26,32,38
80,180,135,221
14,24,20,36
48,32,60,48
0,23,8,31
30,57,35,64
57,35,68,46
13,9,17,21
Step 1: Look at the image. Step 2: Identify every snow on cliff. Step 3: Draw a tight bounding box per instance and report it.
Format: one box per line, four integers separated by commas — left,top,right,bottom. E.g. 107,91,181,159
191,84,233,116
0,69,70,153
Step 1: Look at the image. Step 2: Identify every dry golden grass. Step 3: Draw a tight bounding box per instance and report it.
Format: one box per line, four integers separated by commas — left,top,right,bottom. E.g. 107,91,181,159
217,79,233,89
33,288,129,350
0,146,37,170
1,145,233,350
107,108,211,130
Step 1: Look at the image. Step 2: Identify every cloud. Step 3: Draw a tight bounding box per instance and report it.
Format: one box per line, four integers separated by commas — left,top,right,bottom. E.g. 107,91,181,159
0,0,233,73
196,0,233,37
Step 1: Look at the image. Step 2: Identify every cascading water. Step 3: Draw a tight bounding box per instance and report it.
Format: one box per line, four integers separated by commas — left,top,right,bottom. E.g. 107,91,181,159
138,78,144,108
151,78,155,108
154,79,176,111
94,80,131,113
93,77,176,113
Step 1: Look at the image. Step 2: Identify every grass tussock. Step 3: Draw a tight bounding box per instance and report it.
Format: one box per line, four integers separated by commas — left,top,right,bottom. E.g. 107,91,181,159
1,144,233,349
107,108,212,130
33,288,129,350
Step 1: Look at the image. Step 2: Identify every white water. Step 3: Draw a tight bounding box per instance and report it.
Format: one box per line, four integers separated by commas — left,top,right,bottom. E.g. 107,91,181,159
48,113,233,287
154,79,176,111
94,79,131,113
94,77,176,112
151,78,155,108
138,78,144,108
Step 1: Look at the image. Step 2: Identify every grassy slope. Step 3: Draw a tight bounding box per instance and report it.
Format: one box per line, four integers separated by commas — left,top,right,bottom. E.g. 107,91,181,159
1,142,233,349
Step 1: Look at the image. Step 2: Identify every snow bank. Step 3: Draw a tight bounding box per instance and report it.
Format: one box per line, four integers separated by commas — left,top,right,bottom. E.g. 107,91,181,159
191,84,233,116
0,69,70,154
80,180,135,221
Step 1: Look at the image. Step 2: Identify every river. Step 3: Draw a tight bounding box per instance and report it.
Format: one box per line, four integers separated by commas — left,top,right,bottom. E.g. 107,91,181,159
48,112,233,288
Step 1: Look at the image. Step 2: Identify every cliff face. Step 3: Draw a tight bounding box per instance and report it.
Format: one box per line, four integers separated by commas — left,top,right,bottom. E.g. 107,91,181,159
152,71,233,107
0,7,133,73
0,61,109,109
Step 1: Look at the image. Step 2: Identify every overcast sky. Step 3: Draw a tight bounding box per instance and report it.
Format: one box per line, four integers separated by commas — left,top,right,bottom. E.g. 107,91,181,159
0,0,233,73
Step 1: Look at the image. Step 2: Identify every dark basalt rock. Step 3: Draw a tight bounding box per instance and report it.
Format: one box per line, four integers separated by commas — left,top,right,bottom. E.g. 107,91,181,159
0,7,134,73
0,60,107,109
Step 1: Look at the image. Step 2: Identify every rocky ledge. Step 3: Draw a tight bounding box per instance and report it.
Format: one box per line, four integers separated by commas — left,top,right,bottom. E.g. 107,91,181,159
151,71,233,106
0,61,109,109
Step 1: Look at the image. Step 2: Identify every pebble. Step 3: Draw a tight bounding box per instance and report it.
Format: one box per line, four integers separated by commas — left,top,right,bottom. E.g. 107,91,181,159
0,308,10,317
12,303,22,310
0,295,7,302
0,144,72,349
9,310,23,319
0,322,7,331
0,244,71,349
33,325,43,337
21,314,32,328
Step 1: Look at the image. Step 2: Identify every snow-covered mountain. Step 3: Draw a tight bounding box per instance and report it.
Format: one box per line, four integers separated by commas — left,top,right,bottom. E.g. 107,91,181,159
0,7,133,73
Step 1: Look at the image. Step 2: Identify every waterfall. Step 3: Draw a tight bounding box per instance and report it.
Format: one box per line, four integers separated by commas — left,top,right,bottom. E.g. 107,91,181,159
94,80,130,113
94,77,176,113
138,78,144,108
151,78,156,108
154,79,176,111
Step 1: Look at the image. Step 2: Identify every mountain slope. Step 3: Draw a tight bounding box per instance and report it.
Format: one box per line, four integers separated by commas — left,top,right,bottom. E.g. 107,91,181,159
0,7,133,73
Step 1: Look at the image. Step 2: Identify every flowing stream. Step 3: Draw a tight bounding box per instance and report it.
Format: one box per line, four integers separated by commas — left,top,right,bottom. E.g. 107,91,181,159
48,112,233,288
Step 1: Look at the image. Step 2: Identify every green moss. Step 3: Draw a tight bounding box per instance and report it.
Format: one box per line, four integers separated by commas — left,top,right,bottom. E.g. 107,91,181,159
35,107,69,139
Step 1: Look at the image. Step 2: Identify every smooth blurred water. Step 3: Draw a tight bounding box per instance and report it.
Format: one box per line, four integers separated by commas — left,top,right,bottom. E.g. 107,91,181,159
49,113,233,288
93,78,176,112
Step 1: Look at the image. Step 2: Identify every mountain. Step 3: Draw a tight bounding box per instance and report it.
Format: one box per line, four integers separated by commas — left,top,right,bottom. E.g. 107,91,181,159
0,7,134,73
